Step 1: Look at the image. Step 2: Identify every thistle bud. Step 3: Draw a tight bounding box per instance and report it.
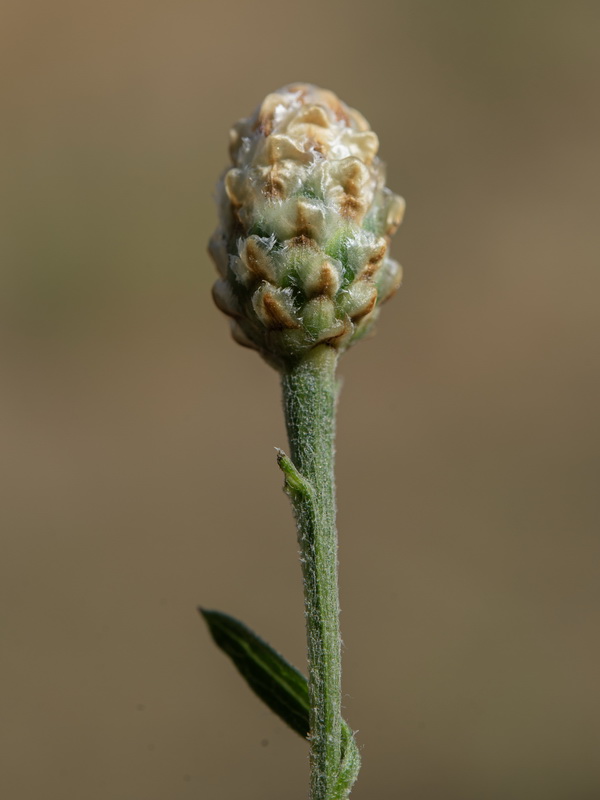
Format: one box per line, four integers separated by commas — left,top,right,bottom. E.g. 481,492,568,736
209,83,405,369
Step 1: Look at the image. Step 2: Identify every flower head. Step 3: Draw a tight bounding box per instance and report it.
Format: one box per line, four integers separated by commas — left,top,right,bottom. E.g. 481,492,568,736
210,84,405,369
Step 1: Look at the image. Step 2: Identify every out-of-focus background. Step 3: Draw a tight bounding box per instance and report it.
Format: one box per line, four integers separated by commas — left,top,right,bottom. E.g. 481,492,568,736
1,1,599,798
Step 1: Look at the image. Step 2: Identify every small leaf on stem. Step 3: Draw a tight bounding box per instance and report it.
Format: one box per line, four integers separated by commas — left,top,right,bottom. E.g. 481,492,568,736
276,448,314,497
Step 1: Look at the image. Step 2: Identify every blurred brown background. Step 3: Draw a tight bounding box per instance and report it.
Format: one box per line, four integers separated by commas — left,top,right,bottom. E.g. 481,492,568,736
1,1,599,798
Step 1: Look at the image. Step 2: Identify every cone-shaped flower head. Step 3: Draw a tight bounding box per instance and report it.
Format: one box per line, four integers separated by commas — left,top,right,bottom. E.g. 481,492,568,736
210,84,405,369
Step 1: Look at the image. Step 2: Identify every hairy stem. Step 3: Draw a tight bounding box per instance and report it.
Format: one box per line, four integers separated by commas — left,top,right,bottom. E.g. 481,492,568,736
281,345,342,800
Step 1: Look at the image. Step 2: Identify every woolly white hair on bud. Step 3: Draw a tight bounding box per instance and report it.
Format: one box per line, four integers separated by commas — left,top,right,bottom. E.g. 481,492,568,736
210,83,405,369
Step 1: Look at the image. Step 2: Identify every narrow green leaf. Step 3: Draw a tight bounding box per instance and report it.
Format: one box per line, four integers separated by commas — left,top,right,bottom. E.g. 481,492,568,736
199,608,310,738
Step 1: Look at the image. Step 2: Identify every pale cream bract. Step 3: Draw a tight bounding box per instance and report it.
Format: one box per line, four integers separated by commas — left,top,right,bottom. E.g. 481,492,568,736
210,84,405,369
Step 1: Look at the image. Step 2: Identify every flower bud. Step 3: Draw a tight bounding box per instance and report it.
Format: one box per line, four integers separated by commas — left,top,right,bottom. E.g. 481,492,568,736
209,84,405,369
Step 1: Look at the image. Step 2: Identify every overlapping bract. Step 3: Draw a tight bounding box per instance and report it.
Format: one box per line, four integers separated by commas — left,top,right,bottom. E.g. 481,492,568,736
210,84,405,369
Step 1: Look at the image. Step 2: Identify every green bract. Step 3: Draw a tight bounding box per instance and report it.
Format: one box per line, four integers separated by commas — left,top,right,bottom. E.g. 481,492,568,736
210,83,405,369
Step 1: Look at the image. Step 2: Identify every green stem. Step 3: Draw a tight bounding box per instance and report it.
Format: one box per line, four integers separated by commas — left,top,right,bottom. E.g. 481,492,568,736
281,345,342,800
